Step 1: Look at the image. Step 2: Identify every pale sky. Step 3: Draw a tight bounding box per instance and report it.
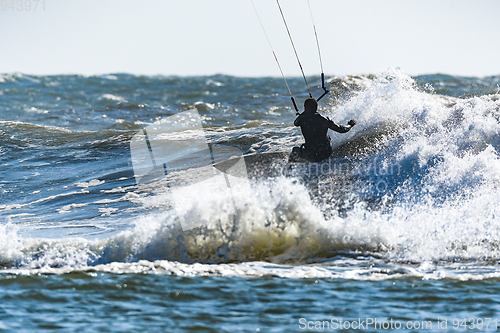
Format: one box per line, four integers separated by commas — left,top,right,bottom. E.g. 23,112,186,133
1,0,499,77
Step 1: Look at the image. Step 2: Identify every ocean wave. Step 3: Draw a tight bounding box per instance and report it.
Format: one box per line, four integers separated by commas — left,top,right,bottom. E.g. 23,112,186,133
0,120,135,148
2,173,500,273
0,177,383,268
6,259,500,281
328,69,500,191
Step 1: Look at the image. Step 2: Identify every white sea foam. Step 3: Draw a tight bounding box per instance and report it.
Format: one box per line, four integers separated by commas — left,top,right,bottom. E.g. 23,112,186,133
73,179,105,189
100,93,125,102
0,190,89,212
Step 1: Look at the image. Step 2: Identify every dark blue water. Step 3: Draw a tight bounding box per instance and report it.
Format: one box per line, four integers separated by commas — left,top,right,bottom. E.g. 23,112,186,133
1,70,500,332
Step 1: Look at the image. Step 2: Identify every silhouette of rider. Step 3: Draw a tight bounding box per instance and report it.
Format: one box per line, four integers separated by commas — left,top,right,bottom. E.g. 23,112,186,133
289,97,356,162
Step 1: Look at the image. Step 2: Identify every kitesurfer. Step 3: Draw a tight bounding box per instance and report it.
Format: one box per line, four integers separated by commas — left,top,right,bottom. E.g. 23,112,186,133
289,97,356,163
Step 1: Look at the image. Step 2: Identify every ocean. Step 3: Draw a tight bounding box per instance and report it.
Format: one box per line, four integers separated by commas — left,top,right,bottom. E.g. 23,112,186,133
1,70,500,332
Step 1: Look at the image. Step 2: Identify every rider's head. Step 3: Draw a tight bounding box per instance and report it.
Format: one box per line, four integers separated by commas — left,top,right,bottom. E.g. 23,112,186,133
304,97,318,114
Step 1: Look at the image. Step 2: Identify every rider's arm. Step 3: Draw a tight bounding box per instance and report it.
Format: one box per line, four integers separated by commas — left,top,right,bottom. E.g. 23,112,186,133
294,115,303,127
327,118,352,133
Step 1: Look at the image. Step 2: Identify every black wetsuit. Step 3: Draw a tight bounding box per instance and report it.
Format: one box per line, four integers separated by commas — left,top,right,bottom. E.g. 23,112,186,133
290,112,352,162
